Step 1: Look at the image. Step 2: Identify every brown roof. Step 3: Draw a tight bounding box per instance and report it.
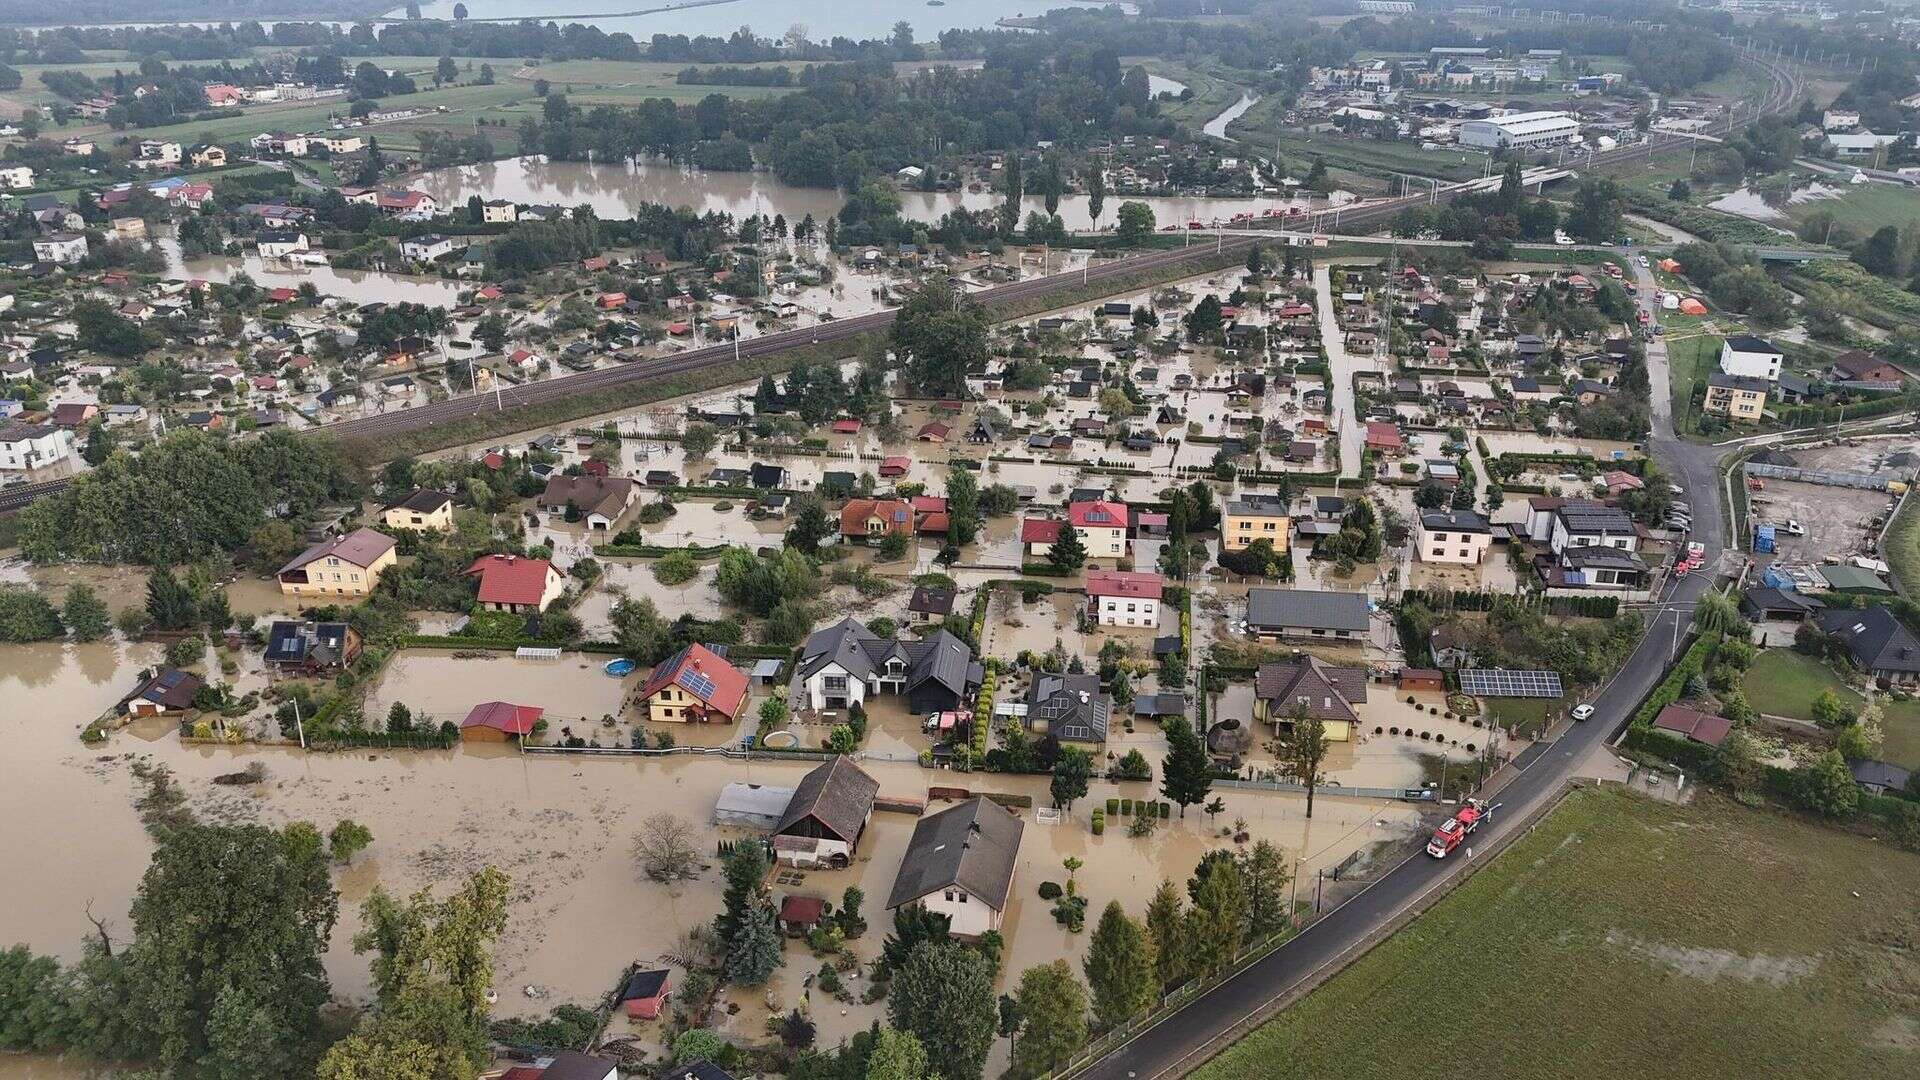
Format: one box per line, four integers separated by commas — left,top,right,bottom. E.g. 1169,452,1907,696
776,757,881,845
1652,704,1732,747
278,527,395,576
540,474,634,520
1255,656,1369,723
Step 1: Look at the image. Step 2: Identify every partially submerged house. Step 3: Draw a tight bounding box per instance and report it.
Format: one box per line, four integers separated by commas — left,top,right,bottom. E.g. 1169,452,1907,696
1252,656,1366,742
262,620,360,673
796,618,980,714
636,643,750,723
465,554,567,614
1027,671,1112,744
276,527,397,599
772,757,881,868
459,701,543,742
885,797,1025,938
119,668,202,718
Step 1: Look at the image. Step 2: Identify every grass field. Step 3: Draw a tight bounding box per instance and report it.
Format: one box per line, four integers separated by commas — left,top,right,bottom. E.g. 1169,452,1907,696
1788,182,1920,241
1193,787,1920,1080
1742,649,1863,721
1664,330,1723,431
1883,698,1920,773
1487,695,1559,737
97,82,534,152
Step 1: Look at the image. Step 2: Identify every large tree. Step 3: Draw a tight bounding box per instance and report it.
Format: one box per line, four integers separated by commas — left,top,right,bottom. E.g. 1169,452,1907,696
1238,840,1291,940
1142,880,1189,992
1050,746,1092,811
1010,960,1087,1079
325,868,509,1079
1084,901,1157,1029
1159,715,1212,816
945,466,981,548
1185,855,1247,980
121,823,338,1077
1272,707,1331,819
888,942,997,1080
891,278,989,397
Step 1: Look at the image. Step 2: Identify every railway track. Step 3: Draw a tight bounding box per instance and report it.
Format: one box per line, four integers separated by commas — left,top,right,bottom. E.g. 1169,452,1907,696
1,53,1801,512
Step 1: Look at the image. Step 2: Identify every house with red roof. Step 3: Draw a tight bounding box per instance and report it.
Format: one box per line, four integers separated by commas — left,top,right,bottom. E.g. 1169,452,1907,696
1068,499,1129,560
1021,517,1063,556
465,554,566,614
474,285,503,302
266,287,297,303
829,418,862,434
841,499,914,543
1364,421,1405,455
1652,704,1731,747
879,455,910,477
637,643,748,723
460,701,543,742
374,189,437,215
1085,570,1164,628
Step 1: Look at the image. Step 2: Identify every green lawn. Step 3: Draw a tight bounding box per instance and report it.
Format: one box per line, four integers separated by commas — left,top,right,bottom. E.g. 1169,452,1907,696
1193,787,1920,1080
1664,331,1723,431
1742,649,1862,722
1882,698,1920,772
1487,696,1559,738
1787,182,1920,239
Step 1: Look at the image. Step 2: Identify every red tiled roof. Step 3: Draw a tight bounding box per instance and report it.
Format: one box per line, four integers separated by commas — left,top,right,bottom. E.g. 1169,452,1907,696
267,287,296,302
462,701,542,735
1365,421,1404,448
1085,569,1164,600
638,643,748,718
879,455,910,475
910,496,947,513
1653,704,1731,747
841,499,913,537
779,894,827,925
1021,518,1063,544
830,419,862,433
464,554,555,608
1068,500,1127,529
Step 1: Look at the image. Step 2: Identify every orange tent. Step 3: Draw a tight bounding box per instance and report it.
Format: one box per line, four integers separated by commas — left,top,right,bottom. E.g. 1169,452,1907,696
1678,297,1708,315
1657,258,1682,273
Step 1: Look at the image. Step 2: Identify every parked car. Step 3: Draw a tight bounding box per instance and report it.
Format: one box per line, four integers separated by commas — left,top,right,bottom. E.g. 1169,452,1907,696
1783,520,1807,536
1571,703,1595,721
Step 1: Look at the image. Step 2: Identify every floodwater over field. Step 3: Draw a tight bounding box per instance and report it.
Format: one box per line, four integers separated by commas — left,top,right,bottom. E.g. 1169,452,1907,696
413,157,1317,232
0,636,1424,1074
404,0,1083,39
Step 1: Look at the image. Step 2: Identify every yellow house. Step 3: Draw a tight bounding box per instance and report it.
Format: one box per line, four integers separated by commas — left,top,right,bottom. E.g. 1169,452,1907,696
277,527,397,599
381,489,455,531
635,643,749,724
1703,373,1769,421
1222,493,1291,553
1250,656,1363,742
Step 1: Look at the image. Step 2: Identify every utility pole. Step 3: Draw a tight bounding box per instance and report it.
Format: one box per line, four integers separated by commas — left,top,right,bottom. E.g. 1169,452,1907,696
293,695,306,750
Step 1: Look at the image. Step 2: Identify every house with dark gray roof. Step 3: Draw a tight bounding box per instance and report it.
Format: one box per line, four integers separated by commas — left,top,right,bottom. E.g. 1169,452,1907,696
796,618,980,714
885,797,1024,937
1849,758,1913,796
1028,672,1112,743
1246,588,1370,641
772,757,881,868
1253,656,1368,741
1815,605,1920,686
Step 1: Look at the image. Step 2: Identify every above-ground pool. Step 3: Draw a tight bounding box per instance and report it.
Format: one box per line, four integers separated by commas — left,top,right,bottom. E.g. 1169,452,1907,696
604,658,636,677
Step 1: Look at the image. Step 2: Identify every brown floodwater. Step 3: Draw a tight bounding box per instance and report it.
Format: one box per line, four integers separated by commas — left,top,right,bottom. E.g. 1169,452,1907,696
0,636,1424,1074
413,157,1327,234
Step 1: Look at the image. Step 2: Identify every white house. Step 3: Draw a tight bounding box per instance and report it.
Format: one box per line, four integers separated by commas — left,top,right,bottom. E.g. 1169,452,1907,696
1067,499,1129,560
1719,334,1783,382
249,131,310,157
1828,131,1898,159
1084,569,1163,628
1416,510,1494,564
885,797,1024,939
1822,109,1860,132
137,140,182,165
482,199,517,224
795,618,978,715
310,133,364,155
32,233,89,265
257,231,310,258
1548,503,1639,555
0,166,34,189
0,423,74,471
400,234,461,262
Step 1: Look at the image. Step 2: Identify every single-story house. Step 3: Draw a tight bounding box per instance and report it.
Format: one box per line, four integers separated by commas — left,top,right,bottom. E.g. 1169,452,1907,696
262,620,361,673
772,757,881,869
1246,588,1370,641
460,701,543,742
885,797,1024,938
1651,704,1731,747
617,969,672,1020
119,668,202,717
465,554,567,614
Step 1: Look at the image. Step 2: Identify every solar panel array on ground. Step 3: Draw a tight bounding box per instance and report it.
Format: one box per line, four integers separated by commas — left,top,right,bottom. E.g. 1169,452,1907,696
1459,668,1564,698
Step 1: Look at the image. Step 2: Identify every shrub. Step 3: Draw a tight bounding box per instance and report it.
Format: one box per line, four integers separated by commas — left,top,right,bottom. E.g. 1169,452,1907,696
1105,797,1119,815
1038,880,1063,900
1090,808,1105,835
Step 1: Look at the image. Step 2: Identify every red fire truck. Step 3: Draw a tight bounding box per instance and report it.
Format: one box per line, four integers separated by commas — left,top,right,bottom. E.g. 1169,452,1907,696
1425,799,1494,858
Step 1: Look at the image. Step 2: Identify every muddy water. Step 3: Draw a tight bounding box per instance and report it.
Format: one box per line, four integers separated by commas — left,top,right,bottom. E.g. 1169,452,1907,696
365,650,633,731
1,636,1422,1078
413,157,1320,233
155,239,464,308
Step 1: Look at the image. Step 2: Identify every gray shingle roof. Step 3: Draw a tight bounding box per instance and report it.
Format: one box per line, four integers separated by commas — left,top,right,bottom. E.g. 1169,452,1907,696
1816,606,1920,673
1246,588,1370,633
886,797,1025,912
775,758,880,845
1028,672,1112,742
1254,657,1369,723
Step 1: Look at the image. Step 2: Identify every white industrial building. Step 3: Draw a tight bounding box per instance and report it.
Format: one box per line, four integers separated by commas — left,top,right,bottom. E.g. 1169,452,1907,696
1458,110,1580,149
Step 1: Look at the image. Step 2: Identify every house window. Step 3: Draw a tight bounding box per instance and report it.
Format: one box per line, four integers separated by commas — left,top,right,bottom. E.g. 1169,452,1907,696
1431,548,1444,558
824,675,848,693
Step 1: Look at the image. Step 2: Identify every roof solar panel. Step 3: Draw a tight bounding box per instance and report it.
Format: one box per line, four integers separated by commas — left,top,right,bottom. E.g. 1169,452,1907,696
1459,668,1563,698
678,669,716,700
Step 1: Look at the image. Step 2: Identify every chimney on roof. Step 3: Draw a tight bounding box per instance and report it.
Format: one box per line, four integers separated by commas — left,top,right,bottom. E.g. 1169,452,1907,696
1079,691,1089,704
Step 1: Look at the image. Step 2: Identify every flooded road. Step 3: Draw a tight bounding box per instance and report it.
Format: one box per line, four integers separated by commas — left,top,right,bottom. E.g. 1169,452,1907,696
156,239,465,308
413,157,1317,232
1204,93,1260,141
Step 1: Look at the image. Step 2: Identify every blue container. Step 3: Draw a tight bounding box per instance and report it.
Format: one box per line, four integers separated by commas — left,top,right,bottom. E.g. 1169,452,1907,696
1752,525,1776,554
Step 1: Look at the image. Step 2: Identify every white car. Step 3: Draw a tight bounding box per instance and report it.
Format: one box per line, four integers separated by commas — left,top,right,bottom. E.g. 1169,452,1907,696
1638,255,1650,269
1571,704,1596,721
1783,520,1807,536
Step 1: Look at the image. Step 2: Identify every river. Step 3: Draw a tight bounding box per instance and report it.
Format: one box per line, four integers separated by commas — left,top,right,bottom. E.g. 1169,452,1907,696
413,156,1319,231
1203,92,1259,141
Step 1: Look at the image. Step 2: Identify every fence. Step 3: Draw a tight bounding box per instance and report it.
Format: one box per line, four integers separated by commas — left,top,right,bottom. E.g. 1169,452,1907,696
1742,461,1891,492
521,743,838,762
1213,777,1440,801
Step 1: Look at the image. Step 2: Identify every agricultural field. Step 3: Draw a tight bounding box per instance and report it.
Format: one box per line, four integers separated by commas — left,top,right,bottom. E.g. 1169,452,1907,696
1193,787,1920,1080
89,82,534,153
1788,182,1920,242
1741,649,1863,722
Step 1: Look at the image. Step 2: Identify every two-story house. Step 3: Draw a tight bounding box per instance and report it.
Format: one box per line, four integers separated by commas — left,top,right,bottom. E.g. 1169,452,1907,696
276,527,397,599
1416,510,1494,565
1222,493,1291,552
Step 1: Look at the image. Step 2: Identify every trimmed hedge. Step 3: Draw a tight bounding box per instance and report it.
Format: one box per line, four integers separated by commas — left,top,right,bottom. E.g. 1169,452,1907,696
599,542,732,560
1631,634,1715,729
1019,562,1071,577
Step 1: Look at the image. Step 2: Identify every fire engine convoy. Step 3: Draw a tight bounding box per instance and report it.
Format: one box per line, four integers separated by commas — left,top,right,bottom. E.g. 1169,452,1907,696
1426,799,1498,858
